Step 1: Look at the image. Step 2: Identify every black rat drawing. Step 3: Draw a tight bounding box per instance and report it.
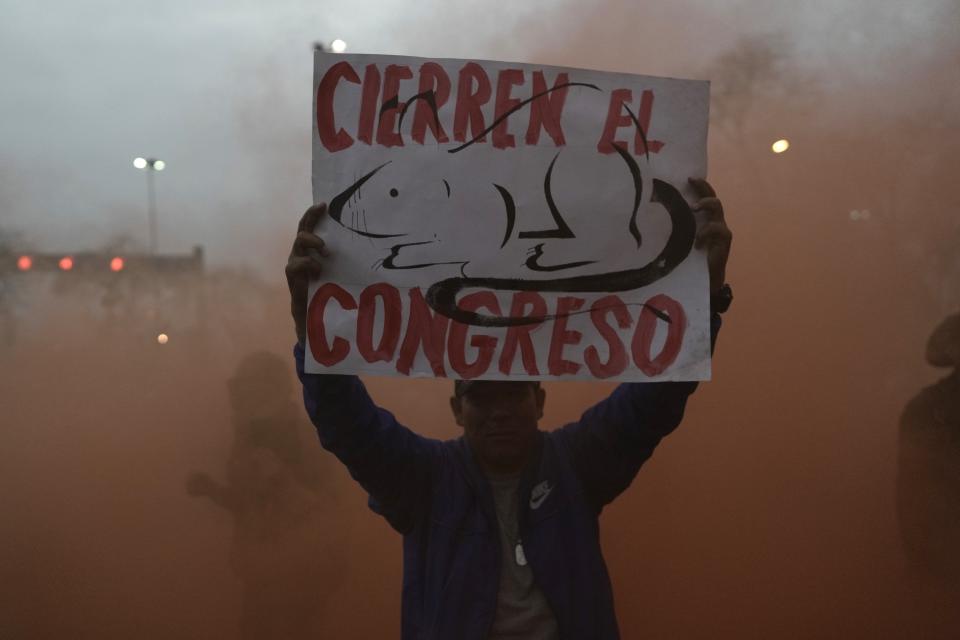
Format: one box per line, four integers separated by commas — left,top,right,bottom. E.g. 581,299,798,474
320,83,697,327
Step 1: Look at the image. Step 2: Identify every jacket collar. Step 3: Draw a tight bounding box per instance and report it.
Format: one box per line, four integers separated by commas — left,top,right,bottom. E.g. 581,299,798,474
454,432,547,520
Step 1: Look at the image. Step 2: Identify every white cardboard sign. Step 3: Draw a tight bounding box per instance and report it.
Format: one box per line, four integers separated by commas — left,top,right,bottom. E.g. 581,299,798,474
307,52,711,381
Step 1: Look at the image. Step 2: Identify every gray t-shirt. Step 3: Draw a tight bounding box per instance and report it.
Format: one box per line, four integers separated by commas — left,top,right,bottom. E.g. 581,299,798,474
486,473,559,640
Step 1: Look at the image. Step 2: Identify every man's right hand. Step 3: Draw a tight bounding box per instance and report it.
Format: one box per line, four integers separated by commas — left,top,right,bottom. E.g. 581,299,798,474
285,204,330,345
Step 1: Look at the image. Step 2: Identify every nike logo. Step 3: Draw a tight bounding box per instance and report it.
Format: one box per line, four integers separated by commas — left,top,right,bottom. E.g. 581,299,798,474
529,481,553,510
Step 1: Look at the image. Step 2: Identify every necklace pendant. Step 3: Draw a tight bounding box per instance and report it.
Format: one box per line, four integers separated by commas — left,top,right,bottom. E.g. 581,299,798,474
515,540,527,566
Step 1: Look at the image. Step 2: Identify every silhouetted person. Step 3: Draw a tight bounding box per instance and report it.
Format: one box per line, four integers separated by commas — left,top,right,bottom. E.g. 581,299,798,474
187,351,345,639
898,312,960,587
285,177,733,640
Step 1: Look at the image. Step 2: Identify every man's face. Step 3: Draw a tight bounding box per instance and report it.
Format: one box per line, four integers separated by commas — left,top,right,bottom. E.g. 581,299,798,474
450,381,546,474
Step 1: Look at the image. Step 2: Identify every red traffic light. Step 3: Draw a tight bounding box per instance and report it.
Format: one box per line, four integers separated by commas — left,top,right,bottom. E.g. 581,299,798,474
58,256,74,271
17,255,33,271
110,256,125,272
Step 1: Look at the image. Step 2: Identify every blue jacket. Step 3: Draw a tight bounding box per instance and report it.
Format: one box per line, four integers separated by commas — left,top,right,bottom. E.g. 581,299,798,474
294,317,717,640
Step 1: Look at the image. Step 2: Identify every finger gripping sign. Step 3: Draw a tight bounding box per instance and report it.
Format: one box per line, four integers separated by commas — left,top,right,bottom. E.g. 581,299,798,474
308,52,712,381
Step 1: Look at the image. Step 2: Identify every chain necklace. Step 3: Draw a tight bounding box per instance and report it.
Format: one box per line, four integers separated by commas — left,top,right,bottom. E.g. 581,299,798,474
492,485,528,567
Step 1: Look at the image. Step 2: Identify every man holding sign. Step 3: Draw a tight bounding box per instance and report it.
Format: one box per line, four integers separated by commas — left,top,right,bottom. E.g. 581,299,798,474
287,53,732,640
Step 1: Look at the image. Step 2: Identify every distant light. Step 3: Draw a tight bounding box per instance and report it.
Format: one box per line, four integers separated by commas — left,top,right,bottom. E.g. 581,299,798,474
330,39,347,53
133,157,148,169
849,209,872,222
59,256,74,271
771,139,790,154
110,256,125,272
157,333,169,345
17,255,33,271
153,159,165,171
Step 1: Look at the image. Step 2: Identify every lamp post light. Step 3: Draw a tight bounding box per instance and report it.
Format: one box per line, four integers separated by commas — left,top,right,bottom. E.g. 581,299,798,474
133,157,165,254
771,139,790,154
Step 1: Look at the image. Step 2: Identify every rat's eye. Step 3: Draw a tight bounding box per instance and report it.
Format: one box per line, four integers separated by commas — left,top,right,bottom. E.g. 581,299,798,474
389,188,399,198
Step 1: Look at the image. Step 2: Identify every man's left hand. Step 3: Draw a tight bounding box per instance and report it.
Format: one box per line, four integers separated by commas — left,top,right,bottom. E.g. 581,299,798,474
689,177,732,298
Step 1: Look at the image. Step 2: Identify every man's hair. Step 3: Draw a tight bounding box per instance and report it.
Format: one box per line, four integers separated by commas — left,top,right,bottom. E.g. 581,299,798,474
453,379,541,398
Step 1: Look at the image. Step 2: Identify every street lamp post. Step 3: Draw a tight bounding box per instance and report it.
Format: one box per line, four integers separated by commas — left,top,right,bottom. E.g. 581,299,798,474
133,157,166,254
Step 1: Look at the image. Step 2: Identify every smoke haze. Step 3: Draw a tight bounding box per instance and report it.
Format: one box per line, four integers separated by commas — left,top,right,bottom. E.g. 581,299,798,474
2,0,959,637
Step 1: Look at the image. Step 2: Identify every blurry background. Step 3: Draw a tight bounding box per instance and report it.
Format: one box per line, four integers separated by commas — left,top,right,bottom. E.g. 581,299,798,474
1,0,958,638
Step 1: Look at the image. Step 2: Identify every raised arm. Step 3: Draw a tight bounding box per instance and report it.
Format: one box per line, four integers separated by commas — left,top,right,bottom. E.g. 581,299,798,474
556,177,731,510
286,204,440,533
557,314,719,509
